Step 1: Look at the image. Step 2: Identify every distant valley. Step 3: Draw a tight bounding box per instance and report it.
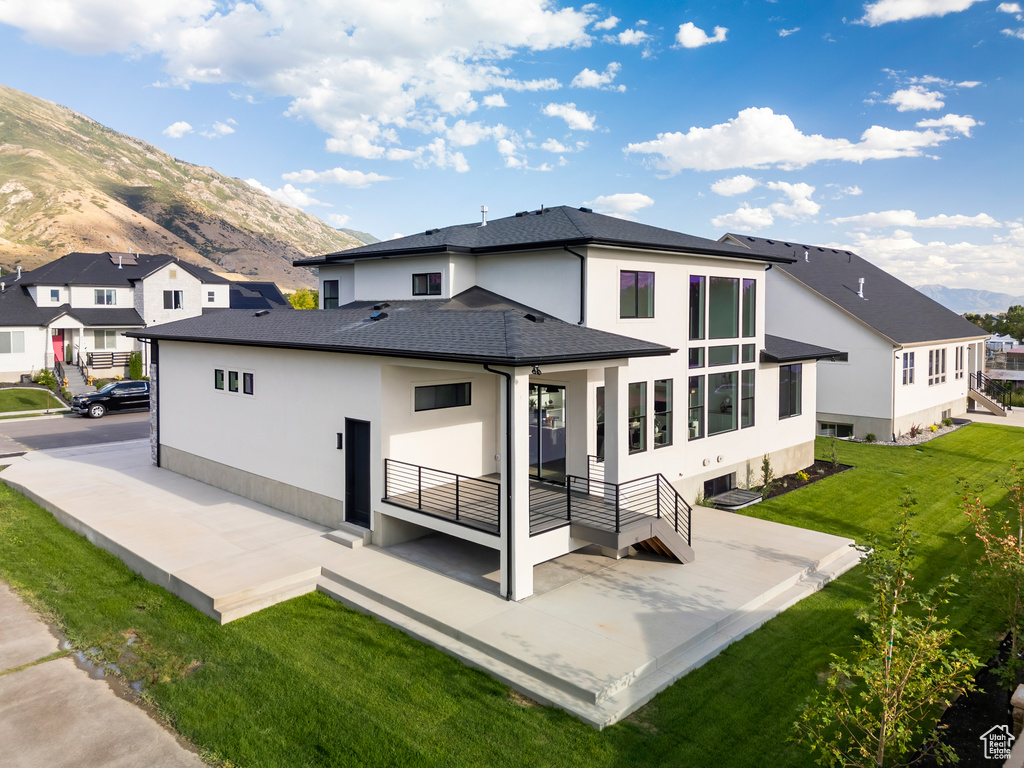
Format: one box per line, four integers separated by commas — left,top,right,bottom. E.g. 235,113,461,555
0,84,375,290
915,284,1024,315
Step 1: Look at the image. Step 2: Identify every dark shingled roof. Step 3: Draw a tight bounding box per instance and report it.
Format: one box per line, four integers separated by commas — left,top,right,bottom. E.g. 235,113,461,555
725,234,988,345
227,281,292,310
297,206,798,266
18,252,229,287
130,287,674,366
761,335,842,363
0,284,143,328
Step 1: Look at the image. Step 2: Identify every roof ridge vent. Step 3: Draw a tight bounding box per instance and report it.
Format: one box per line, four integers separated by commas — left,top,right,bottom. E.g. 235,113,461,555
254,309,269,317
515,210,529,217
524,313,544,323
578,206,592,213
373,302,390,310
369,311,388,321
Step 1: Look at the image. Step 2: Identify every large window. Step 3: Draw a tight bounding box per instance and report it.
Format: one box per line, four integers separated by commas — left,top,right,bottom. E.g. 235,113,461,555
628,382,647,453
0,331,25,354
902,352,915,385
93,330,117,350
163,290,183,310
689,276,705,339
708,277,739,339
94,289,116,306
708,372,737,435
928,349,947,385
595,386,605,460
779,364,803,419
620,271,654,319
741,370,755,428
412,273,442,296
741,279,756,338
414,382,471,411
955,346,964,380
654,379,673,448
322,280,340,309
688,376,704,440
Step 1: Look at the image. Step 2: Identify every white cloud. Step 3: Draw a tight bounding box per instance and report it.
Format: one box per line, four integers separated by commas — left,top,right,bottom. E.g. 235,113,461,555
482,93,507,108
541,138,571,152
778,27,800,36
385,138,470,172
915,113,980,136
610,28,651,45
957,80,981,87
886,85,945,111
826,184,864,199
325,213,351,228
281,167,393,188
201,119,236,138
858,0,987,26
830,210,1002,229
571,62,624,91
1003,27,1024,37
245,179,327,208
675,22,728,48
998,1,1024,17
0,0,594,166
542,102,596,131
162,120,193,138
711,205,776,231
593,15,619,30
583,193,654,219
766,181,820,219
711,174,759,196
625,107,960,173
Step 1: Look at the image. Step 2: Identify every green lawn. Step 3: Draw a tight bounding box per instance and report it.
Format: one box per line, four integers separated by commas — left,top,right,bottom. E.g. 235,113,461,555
0,387,64,413
0,424,1020,767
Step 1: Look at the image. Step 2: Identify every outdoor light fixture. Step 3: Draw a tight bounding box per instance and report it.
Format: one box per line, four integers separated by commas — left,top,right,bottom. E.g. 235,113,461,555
532,366,542,375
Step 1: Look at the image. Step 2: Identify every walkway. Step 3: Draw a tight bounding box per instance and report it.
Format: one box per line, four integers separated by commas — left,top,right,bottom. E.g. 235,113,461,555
1,440,860,728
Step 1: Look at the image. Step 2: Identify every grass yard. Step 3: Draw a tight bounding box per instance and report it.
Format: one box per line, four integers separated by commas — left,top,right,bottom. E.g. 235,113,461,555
0,387,64,413
0,423,1021,767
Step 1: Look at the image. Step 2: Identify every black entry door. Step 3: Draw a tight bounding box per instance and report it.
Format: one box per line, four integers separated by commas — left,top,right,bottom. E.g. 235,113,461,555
344,418,371,528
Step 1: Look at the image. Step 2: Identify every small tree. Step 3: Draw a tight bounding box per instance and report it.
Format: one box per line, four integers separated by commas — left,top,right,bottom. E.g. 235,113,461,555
760,453,776,500
288,288,319,309
795,490,981,767
128,351,144,380
961,466,1024,688
830,435,840,469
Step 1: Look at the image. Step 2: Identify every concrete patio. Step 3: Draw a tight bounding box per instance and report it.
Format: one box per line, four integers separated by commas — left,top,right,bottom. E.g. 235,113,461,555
1,440,860,727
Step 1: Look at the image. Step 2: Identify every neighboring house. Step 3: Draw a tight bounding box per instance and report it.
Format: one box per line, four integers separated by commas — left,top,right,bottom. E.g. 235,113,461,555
133,206,837,601
720,234,992,439
225,281,292,311
987,334,1019,353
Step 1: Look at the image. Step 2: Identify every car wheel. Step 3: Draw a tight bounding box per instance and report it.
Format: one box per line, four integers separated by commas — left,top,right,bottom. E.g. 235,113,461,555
88,403,106,418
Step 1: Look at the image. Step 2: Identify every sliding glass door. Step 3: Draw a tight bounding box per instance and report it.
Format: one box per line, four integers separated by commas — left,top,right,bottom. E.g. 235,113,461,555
529,384,566,482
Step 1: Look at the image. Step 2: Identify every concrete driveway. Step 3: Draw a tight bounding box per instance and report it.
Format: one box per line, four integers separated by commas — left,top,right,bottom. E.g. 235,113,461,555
0,582,205,768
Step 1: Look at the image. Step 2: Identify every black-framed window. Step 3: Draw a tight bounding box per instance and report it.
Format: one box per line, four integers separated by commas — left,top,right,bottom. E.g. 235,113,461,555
596,386,605,460
620,271,654,318
902,352,915,385
414,382,471,411
628,382,647,453
709,344,738,367
654,379,673,448
742,343,756,363
741,279,756,338
207,291,215,303
741,370,755,428
689,347,704,369
243,372,254,396
412,273,442,296
214,369,224,390
708,371,737,435
323,280,340,308
228,371,239,393
955,346,964,379
688,376,704,440
689,275,705,339
163,290,183,309
779,364,802,419
94,289,116,306
709,277,739,339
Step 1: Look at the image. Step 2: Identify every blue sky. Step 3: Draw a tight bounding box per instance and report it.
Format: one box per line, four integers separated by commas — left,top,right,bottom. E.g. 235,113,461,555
1,0,1022,293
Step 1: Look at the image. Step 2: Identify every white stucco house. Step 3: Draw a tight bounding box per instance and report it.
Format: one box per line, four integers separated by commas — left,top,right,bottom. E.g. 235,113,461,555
132,206,838,601
720,234,994,440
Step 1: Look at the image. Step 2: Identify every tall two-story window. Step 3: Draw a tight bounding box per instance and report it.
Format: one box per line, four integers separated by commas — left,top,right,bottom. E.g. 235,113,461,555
955,346,965,380
741,279,756,338
620,271,654,318
94,289,116,306
741,370,755,428
654,379,673,448
902,352,915,385
779,364,802,419
595,386,605,460
689,276,705,339
163,290,183,310
709,277,739,339
323,280,340,309
412,273,442,296
708,372,737,435
628,382,647,453
688,376,704,440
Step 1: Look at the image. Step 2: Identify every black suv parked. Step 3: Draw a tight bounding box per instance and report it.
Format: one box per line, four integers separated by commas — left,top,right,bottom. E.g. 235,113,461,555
72,380,151,418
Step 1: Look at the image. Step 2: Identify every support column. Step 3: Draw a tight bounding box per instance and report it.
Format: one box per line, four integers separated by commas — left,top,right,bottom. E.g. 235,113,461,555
602,364,629,486
498,367,533,601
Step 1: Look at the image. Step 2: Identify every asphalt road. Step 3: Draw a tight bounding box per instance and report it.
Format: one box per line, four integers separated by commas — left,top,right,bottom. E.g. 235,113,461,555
0,411,150,454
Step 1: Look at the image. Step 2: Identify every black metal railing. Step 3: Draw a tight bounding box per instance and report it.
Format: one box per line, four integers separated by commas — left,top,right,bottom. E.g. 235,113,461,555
587,454,605,483
566,471,692,546
87,351,132,369
970,372,1013,410
383,459,501,535
53,359,65,385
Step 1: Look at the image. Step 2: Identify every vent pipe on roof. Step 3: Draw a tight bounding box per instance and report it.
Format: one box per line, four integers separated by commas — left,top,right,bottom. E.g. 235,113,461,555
16,266,21,280
804,250,809,263
1,282,5,293
480,205,488,227
118,254,123,270
857,277,866,299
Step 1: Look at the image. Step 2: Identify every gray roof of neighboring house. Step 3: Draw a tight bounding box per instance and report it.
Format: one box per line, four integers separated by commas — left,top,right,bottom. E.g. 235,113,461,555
227,281,292,310
297,206,798,267
725,234,988,345
0,283,144,327
129,287,675,366
761,335,842,363
17,252,230,287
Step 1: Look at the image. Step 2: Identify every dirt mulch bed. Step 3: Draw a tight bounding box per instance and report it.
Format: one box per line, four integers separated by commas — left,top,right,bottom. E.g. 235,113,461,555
762,460,853,501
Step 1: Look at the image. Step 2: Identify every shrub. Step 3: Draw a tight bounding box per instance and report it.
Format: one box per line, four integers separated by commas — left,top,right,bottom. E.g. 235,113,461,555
760,453,776,501
32,370,56,388
128,351,144,380
693,492,716,508
865,433,877,443
113,374,123,381
908,424,923,438
942,417,953,427
796,470,809,483
929,424,938,433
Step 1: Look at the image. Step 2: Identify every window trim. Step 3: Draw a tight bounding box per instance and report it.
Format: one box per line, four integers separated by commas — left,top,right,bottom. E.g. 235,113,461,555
619,271,655,319
654,379,673,448
323,280,340,309
902,351,915,385
163,290,184,310
214,369,225,390
779,363,803,419
628,381,647,453
94,288,116,306
412,272,442,297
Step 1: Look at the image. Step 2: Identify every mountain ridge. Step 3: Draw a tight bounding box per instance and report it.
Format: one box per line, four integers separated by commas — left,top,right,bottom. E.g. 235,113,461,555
914,284,1024,315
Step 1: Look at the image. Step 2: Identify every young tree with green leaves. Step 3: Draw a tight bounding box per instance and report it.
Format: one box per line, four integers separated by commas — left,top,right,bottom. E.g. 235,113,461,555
795,490,980,767
287,288,319,309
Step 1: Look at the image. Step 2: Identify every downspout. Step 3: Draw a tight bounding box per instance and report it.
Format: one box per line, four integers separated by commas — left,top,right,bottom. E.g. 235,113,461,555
152,339,161,467
483,364,514,601
892,346,901,442
564,246,586,325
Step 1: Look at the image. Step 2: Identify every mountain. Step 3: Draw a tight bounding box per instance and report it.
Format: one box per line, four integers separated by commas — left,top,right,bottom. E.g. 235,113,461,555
915,284,1024,315
0,84,368,290
340,227,380,245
